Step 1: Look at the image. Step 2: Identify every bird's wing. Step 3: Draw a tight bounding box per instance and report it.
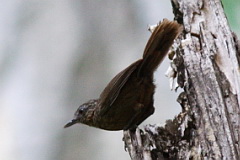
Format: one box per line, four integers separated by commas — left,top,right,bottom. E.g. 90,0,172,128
98,60,142,116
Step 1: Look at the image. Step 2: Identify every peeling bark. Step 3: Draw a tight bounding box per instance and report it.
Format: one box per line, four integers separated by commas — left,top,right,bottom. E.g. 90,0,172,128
123,0,240,159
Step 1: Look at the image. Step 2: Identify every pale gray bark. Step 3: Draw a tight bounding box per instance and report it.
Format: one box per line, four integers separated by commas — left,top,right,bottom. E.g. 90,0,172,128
123,0,240,159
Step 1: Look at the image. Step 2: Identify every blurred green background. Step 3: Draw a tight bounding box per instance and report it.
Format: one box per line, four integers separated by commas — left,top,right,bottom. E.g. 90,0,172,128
222,0,240,36
0,1,239,160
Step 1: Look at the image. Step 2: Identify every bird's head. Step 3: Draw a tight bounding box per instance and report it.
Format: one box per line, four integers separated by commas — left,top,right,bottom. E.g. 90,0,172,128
64,99,98,128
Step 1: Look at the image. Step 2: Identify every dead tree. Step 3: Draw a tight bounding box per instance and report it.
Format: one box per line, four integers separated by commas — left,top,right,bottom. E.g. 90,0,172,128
123,0,240,159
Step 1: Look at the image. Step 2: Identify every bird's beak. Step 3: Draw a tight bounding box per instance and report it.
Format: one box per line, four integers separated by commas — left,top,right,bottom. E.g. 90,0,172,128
64,119,78,128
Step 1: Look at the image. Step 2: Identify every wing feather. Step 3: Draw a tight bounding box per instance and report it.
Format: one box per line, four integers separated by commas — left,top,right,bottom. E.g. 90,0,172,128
98,60,142,115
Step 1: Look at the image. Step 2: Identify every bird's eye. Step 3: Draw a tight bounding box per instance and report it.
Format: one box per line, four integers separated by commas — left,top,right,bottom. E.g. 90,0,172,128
79,108,84,114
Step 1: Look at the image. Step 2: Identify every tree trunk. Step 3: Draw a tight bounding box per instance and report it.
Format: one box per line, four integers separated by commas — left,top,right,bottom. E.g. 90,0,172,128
123,0,240,159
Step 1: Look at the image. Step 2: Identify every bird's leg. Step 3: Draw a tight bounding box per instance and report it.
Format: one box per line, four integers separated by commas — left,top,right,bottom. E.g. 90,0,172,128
123,103,145,131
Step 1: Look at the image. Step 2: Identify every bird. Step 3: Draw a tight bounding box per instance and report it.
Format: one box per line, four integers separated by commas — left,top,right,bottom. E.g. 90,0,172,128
64,19,182,131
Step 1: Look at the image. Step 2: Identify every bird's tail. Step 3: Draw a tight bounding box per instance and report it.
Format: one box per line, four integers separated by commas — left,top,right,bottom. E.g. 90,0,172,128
138,19,182,77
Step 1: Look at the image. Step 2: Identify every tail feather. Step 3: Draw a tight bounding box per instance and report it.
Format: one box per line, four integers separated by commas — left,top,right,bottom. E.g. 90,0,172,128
138,19,182,77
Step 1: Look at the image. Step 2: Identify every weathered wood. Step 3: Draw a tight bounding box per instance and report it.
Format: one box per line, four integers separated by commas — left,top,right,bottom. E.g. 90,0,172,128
123,128,153,160
123,0,240,159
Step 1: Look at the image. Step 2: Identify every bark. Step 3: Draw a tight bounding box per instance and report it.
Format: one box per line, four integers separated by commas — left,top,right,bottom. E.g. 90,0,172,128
123,0,240,159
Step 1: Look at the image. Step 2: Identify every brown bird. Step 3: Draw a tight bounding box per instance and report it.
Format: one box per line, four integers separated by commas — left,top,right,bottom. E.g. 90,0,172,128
64,19,182,131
